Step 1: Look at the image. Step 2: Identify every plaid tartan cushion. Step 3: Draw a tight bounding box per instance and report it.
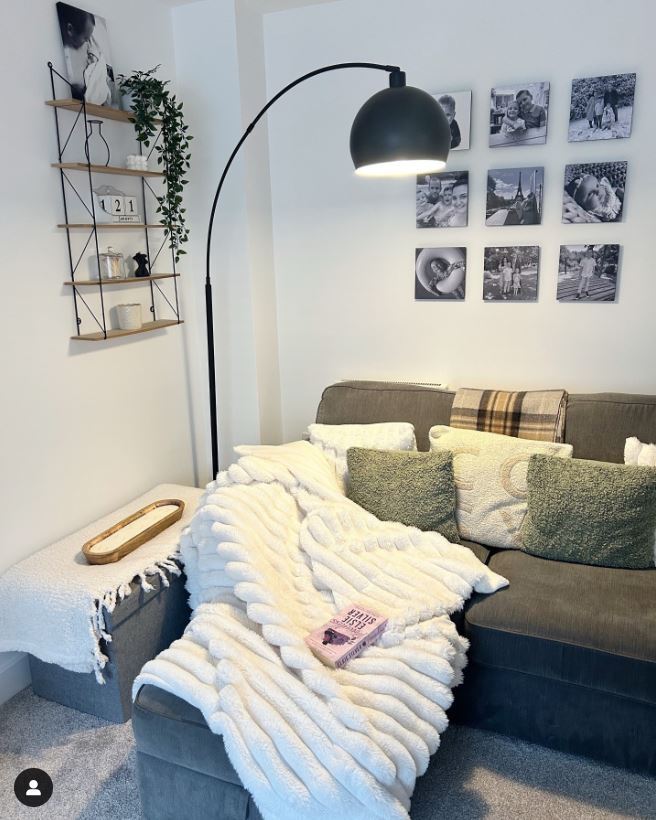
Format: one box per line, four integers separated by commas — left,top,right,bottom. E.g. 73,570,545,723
449,388,567,443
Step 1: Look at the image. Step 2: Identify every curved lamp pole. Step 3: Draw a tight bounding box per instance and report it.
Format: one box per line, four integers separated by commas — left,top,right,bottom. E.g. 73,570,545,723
205,62,451,477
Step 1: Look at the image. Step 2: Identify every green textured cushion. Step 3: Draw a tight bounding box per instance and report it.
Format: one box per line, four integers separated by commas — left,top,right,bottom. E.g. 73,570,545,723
522,454,656,568
346,447,460,543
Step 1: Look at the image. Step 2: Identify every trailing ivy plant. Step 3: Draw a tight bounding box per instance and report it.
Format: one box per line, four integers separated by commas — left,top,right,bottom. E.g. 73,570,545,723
118,66,192,262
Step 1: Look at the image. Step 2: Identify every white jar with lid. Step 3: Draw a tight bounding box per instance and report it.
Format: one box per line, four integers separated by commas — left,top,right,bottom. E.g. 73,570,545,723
116,303,142,330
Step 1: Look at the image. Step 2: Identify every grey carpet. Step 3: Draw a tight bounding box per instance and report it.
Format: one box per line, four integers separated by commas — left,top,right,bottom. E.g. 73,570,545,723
1,688,654,819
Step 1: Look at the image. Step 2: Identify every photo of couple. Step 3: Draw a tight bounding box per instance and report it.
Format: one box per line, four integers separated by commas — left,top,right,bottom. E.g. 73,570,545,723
568,74,636,142
416,172,469,229
483,246,540,302
562,162,627,224
489,82,550,147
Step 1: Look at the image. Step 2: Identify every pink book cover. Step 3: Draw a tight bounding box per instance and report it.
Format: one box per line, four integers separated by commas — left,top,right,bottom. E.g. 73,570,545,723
304,604,388,668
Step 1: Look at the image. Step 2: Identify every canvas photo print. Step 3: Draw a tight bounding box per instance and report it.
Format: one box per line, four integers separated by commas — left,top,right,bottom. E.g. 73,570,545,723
416,171,469,228
490,82,549,147
56,2,119,106
486,167,543,226
557,244,620,302
434,91,471,151
483,246,540,302
415,247,466,300
568,73,636,142
562,162,626,224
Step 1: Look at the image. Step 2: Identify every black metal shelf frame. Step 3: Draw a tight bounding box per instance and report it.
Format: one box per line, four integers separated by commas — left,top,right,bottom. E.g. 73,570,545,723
48,62,181,339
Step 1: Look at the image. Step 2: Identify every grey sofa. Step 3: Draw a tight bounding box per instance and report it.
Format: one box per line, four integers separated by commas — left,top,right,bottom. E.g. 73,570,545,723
133,381,656,819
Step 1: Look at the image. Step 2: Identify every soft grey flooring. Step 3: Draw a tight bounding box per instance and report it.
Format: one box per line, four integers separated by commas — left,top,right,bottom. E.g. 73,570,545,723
1,688,654,819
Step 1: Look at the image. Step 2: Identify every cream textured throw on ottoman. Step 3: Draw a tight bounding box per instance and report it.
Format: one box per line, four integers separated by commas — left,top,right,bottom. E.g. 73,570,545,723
0,484,203,682
134,442,507,820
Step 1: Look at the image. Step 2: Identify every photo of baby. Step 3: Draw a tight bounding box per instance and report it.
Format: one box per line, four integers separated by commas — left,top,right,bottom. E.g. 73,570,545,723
562,162,627,224
490,82,550,147
434,91,471,151
415,247,467,301
557,245,620,301
483,246,540,302
416,172,469,229
56,2,119,107
568,74,636,142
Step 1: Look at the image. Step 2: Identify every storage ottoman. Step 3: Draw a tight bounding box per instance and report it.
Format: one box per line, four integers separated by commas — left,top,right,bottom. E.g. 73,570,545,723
0,483,204,724
30,569,190,723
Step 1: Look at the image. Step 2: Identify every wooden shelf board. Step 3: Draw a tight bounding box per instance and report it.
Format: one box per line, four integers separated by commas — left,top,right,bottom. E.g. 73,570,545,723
53,162,164,179
65,274,179,286
46,98,161,125
58,223,165,229
73,319,183,341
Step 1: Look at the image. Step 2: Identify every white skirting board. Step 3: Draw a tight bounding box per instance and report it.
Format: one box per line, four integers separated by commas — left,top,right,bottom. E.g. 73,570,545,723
0,652,31,706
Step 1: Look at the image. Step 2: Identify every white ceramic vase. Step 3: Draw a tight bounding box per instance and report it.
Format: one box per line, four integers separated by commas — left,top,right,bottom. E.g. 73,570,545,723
116,303,142,331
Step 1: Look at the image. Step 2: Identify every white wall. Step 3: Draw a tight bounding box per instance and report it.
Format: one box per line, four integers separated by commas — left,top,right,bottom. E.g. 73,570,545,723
264,0,656,440
0,0,197,702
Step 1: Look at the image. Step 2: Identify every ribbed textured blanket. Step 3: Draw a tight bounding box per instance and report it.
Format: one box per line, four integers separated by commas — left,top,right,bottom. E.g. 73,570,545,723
134,442,508,820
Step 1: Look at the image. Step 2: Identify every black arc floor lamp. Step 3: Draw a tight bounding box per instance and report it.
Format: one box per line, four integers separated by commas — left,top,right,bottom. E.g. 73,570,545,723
205,62,451,477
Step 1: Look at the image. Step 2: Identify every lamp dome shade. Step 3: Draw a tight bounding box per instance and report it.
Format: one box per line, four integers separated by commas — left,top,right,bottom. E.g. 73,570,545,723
350,85,451,177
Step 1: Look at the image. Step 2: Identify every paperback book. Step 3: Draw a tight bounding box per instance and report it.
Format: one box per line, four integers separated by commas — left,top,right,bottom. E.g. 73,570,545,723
305,604,388,668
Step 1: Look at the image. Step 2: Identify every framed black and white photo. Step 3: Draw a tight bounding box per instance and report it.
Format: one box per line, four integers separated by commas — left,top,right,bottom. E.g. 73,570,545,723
490,82,549,147
568,73,636,142
416,171,469,228
415,247,466,300
434,91,471,151
486,167,544,226
483,246,540,302
56,2,119,106
557,245,620,301
562,162,626,224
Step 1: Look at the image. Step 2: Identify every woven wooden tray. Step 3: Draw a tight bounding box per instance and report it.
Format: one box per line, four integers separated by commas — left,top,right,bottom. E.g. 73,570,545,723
82,499,185,565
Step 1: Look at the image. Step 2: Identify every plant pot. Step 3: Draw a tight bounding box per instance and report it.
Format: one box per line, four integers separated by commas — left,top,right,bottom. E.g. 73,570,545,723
120,90,135,113
116,303,142,331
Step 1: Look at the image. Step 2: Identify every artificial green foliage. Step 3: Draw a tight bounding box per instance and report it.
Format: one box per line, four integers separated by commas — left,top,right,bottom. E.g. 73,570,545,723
118,66,192,262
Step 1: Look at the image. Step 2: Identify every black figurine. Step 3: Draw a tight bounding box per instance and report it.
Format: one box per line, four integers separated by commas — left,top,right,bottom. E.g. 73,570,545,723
133,252,150,278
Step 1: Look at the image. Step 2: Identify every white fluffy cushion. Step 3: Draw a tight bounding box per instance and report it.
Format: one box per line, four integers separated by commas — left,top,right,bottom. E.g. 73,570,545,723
307,422,416,487
429,426,573,549
625,436,656,467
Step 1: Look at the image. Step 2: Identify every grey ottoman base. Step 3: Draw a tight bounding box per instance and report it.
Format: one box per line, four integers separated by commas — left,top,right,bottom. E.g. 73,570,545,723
30,570,190,723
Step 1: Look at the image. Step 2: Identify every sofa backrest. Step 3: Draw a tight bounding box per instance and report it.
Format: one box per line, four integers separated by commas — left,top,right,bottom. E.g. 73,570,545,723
316,381,656,463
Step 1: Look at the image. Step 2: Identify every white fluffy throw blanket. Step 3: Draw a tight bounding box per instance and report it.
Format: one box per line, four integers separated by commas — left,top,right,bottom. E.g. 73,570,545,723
134,443,507,820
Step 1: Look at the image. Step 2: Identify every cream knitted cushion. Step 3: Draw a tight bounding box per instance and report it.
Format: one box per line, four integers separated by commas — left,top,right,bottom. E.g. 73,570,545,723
429,426,573,549
307,422,416,487
625,436,656,467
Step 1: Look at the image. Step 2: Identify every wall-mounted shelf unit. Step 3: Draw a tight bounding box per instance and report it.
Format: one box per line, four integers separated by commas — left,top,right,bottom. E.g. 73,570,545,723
47,62,182,342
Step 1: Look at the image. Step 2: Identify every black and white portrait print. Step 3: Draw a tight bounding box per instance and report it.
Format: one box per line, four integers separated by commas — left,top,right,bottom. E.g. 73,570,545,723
486,167,544,226
416,171,469,228
557,244,620,301
562,162,627,224
434,91,471,151
568,74,636,142
489,82,549,146
415,247,466,300
483,246,540,302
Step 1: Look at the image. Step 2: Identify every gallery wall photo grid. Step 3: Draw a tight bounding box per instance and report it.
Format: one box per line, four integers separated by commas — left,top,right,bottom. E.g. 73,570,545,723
568,73,636,142
486,167,544,227
489,82,550,147
415,247,467,301
483,246,540,302
56,2,120,107
416,171,469,229
562,162,627,224
557,245,621,302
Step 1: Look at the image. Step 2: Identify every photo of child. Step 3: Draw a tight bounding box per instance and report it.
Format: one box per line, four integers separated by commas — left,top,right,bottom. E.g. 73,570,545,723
562,162,627,224
415,247,467,300
568,74,636,142
434,91,471,151
416,171,469,228
490,82,549,147
483,246,540,302
557,245,620,301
